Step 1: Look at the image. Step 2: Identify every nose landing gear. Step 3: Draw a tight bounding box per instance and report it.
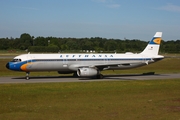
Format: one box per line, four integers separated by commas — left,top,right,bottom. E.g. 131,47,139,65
26,72,30,80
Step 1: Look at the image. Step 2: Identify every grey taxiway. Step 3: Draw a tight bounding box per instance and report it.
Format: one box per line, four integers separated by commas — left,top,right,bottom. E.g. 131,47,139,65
0,73,180,84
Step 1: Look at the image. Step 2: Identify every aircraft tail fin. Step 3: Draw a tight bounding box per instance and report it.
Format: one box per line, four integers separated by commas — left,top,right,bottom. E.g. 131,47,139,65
140,32,162,56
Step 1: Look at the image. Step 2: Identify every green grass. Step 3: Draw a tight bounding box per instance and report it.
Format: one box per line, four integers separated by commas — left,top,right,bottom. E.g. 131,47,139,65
0,80,180,120
0,50,26,55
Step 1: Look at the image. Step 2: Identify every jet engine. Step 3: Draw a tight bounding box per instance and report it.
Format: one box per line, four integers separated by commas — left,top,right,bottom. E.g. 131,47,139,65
77,68,98,77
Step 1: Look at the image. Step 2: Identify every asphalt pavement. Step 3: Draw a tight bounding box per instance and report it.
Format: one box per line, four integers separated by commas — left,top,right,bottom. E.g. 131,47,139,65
0,73,180,84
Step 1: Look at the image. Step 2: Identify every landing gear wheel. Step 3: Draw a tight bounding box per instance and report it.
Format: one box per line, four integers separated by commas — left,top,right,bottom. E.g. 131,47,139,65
26,72,30,80
73,72,78,77
26,76,29,80
97,74,104,79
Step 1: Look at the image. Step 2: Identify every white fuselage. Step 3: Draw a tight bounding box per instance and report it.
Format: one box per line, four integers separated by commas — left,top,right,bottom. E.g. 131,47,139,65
8,53,163,73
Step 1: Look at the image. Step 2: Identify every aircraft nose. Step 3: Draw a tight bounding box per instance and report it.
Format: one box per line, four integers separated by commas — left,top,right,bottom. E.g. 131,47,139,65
6,63,9,69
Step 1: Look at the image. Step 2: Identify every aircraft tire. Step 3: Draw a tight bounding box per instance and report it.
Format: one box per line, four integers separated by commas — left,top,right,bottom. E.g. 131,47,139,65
26,76,29,80
73,72,78,77
97,74,104,79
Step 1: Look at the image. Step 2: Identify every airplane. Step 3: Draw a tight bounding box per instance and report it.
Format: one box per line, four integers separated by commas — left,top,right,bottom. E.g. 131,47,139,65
6,32,164,80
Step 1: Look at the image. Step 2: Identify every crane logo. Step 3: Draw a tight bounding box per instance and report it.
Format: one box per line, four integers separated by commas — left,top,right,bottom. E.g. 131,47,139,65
153,37,161,44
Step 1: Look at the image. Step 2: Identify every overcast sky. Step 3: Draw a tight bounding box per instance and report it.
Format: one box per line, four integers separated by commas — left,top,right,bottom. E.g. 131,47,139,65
1,0,180,41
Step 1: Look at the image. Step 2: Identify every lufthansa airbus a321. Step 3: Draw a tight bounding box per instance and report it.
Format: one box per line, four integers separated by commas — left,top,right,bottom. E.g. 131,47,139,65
6,32,164,80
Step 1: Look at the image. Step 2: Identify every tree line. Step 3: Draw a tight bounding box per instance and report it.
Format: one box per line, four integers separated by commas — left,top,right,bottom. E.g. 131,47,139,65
0,33,180,53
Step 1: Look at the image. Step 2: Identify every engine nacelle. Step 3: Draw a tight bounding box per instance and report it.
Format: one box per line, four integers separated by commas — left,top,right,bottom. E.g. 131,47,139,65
77,68,98,77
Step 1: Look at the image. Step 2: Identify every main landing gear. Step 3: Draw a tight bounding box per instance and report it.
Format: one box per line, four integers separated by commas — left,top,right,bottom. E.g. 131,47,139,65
73,72,78,78
97,74,104,79
26,72,30,80
97,70,104,79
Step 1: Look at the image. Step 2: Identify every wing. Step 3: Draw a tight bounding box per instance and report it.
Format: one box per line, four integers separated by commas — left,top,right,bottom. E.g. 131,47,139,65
68,61,144,71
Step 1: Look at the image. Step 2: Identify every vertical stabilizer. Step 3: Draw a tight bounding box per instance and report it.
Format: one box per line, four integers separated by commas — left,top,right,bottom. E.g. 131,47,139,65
140,32,162,56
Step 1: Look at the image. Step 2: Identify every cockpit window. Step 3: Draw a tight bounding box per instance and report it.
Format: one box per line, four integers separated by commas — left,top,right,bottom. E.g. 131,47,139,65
11,59,22,62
